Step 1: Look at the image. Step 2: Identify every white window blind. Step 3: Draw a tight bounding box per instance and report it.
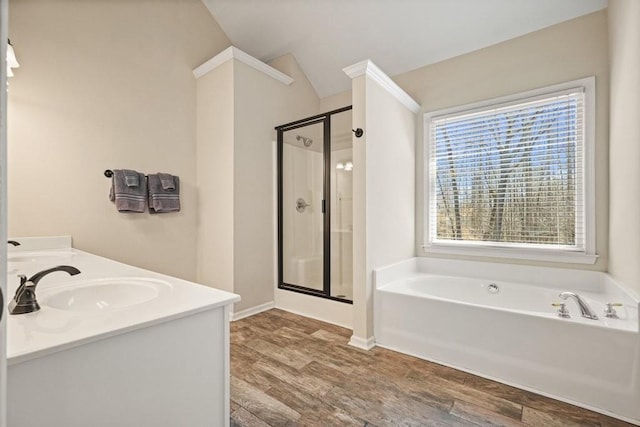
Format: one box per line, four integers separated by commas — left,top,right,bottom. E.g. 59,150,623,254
428,88,586,251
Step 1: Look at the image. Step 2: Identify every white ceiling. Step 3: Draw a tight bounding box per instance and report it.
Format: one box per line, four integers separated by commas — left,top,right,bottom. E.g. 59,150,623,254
203,0,607,99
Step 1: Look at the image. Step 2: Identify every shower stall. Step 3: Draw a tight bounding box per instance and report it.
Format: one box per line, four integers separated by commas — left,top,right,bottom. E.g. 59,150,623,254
276,107,353,303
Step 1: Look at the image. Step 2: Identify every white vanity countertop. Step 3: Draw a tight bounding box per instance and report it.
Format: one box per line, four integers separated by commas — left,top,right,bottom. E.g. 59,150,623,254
6,240,240,365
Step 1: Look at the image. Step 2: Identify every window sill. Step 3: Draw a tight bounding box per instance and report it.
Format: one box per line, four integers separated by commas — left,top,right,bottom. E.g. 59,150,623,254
421,244,598,265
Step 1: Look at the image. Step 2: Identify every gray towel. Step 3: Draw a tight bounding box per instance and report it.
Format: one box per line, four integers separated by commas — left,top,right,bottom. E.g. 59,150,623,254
109,169,147,213
147,173,180,213
158,173,175,190
123,169,140,187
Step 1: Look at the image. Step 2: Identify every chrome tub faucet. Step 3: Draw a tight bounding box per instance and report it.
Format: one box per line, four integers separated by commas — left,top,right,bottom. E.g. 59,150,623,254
559,291,598,320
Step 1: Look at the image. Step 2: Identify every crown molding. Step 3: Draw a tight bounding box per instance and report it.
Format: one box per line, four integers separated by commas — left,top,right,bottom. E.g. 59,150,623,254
193,46,233,78
193,46,294,85
343,59,420,113
342,60,370,79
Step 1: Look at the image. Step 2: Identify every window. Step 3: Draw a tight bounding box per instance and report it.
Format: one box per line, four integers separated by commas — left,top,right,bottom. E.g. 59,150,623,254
423,78,596,264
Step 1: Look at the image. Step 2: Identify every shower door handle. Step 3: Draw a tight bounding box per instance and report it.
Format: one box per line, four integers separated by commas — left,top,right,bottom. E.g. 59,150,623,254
322,200,325,214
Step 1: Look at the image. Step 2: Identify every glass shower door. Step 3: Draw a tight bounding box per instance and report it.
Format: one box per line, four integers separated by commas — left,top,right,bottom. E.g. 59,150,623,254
280,120,326,293
329,109,353,300
277,106,353,303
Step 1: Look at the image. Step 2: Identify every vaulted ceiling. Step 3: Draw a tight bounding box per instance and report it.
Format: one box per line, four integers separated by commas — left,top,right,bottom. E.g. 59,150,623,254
203,0,607,98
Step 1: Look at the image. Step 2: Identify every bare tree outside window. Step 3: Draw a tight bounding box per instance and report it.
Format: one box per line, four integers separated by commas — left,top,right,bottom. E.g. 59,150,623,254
429,93,583,248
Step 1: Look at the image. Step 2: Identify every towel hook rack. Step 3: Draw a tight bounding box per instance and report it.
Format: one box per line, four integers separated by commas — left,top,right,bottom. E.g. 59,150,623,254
352,128,364,138
104,169,149,178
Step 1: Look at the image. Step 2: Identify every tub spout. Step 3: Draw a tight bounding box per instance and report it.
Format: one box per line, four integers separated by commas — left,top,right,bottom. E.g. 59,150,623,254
559,291,598,320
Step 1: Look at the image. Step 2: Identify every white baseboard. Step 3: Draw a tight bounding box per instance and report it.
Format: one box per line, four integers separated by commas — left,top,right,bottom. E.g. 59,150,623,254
348,335,376,350
231,301,275,321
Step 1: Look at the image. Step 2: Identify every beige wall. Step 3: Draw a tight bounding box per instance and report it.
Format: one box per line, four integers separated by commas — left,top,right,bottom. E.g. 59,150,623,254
7,0,229,280
267,54,321,120
365,77,416,273
393,10,609,271
351,75,367,338
196,53,319,312
319,91,352,113
351,70,416,344
324,12,609,271
196,60,235,292
608,0,640,295
233,58,319,311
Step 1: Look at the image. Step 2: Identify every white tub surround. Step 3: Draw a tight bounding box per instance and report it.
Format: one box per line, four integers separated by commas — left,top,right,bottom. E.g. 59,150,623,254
274,286,353,329
6,237,240,427
374,258,640,425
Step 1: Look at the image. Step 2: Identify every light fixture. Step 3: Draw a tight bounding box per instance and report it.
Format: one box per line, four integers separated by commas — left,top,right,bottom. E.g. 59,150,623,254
7,39,19,77
336,162,344,170
345,161,353,171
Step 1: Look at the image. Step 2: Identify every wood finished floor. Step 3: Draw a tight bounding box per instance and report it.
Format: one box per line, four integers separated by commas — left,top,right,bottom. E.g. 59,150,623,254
230,309,633,427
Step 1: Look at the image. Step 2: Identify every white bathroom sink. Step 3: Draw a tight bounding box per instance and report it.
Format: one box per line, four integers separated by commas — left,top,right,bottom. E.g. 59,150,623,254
8,250,75,263
41,278,171,312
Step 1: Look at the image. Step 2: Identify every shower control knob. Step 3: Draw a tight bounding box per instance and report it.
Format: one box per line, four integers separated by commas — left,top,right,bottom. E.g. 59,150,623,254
296,198,311,213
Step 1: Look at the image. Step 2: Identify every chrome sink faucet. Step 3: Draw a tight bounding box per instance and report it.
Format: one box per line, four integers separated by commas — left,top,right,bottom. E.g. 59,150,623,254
559,291,598,320
8,266,81,315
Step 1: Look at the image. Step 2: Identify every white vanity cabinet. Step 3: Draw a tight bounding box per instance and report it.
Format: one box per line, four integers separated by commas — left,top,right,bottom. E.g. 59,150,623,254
8,306,231,427
6,238,239,427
